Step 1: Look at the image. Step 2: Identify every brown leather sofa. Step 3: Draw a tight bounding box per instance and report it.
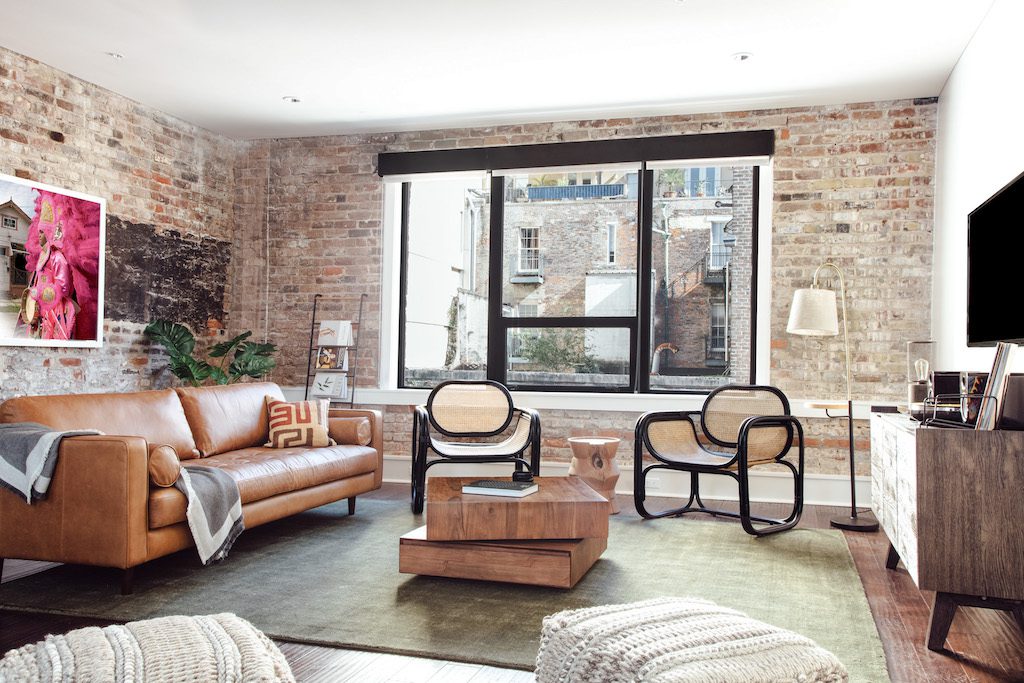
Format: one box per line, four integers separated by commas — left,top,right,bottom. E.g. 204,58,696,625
0,382,382,593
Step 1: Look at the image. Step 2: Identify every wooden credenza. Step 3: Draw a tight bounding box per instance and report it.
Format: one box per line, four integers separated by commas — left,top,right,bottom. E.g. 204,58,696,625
870,413,1024,651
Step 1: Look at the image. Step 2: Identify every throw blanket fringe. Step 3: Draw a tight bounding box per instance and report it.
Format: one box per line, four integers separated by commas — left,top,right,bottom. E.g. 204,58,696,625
174,466,244,565
0,422,100,503
0,613,295,682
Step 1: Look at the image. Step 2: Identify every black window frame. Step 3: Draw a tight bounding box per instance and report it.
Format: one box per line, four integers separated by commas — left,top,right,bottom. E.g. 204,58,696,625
381,131,772,394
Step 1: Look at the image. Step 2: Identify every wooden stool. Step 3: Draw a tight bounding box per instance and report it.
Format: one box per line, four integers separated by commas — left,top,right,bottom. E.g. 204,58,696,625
567,437,621,514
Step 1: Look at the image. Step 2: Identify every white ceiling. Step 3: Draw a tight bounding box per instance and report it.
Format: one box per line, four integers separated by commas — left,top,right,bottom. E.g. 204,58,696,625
0,0,994,140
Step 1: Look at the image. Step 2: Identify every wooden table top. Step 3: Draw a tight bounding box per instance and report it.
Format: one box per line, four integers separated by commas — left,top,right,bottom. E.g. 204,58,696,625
427,476,608,506
425,476,610,541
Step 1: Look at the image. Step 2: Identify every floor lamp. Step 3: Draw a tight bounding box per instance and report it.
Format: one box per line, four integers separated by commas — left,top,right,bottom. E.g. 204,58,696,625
786,262,878,532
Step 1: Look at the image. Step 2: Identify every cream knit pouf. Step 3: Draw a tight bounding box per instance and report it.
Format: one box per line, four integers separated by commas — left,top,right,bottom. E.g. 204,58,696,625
535,597,849,683
0,613,295,683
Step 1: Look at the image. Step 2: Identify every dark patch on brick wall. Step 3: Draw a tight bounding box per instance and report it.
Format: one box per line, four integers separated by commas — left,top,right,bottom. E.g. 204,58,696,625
48,131,64,143
104,214,229,329
913,96,939,106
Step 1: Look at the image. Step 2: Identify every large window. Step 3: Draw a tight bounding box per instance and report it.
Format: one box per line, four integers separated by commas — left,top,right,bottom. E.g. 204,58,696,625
383,132,771,393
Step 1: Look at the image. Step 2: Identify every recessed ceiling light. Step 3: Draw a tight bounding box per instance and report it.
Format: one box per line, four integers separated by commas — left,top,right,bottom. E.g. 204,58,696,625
282,96,301,104
732,52,753,63
104,51,124,60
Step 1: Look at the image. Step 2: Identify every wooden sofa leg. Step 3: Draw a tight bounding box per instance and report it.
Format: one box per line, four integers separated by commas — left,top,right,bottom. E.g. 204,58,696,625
120,567,135,596
348,497,356,515
0,557,5,583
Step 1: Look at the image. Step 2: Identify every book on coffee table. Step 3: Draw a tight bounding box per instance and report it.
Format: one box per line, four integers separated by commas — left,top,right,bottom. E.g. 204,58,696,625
461,479,538,498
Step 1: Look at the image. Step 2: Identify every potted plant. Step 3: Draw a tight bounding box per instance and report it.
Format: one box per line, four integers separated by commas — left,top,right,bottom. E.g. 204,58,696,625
659,169,685,197
145,320,277,386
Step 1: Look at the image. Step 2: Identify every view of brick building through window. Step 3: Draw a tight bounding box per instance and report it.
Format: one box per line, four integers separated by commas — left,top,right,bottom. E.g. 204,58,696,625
402,165,754,391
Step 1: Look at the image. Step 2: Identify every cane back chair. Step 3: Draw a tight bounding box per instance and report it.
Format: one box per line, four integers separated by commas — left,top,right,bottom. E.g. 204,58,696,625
634,384,804,536
411,380,541,513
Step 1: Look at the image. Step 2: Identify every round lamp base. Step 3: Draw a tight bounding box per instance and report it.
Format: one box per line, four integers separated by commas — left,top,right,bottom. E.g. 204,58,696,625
830,513,879,532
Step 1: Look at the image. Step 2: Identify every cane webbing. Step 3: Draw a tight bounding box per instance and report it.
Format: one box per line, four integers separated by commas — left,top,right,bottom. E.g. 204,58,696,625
703,388,789,462
646,417,777,469
431,411,533,457
430,383,512,434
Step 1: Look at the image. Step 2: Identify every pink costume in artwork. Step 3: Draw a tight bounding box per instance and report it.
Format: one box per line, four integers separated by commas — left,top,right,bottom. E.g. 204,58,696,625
20,191,101,340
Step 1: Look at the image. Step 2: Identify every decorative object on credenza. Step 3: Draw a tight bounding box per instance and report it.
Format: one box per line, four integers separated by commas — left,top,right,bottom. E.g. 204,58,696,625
959,370,989,425
145,321,277,386
0,172,105,347
976,341,1017,430
786,261,878,532
906,340,934,415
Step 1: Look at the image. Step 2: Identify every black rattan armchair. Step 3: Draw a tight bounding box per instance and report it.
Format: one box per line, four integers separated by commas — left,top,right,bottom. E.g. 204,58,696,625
411,380,541,513
634,384,804,536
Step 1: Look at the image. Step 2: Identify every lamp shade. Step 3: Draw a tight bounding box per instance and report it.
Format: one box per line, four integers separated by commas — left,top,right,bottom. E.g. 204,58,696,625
787,288,839,336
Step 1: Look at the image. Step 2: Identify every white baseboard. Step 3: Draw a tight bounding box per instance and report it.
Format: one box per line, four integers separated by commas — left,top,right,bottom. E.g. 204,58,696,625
380,455,868,508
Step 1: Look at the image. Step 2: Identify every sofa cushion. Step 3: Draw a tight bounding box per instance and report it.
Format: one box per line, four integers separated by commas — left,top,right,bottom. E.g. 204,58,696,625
328,417,372,446
148,443,379,529
176,382,286,457
148,444,181,487
266,398,332,448
0,389,200,459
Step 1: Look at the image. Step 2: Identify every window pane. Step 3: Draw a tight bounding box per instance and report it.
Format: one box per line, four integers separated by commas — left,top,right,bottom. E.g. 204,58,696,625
501,170,638,318
403,177,489,388
649,164,752,391
506,327,630,389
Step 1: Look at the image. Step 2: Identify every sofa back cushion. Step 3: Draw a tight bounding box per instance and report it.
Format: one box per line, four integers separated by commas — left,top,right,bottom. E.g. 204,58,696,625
175,382,286,457
0,389,200,459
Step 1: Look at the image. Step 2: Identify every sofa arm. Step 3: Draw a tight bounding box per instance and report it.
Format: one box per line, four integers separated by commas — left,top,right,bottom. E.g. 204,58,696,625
329,408,383,487
0,435,150,569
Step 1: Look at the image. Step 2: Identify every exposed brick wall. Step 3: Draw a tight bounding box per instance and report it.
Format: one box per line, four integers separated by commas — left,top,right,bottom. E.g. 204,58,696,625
233,99,935,476
0,42,934,478
0,46,243,399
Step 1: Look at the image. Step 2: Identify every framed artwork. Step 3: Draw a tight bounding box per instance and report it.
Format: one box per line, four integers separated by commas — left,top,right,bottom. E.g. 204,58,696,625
316,320,352,347
0,172,105,347
315,346,349,370
312,371,349,400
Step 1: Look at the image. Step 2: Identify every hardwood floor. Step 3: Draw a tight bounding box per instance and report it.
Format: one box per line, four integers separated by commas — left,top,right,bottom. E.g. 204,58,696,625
2,484,1022,681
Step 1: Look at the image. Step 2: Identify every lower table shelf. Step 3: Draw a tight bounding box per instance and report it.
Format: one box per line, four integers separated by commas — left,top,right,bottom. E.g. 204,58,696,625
399,526,606,589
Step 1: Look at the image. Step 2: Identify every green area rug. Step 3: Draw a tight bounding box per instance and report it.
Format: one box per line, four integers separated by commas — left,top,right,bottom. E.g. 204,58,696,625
0,499,889,681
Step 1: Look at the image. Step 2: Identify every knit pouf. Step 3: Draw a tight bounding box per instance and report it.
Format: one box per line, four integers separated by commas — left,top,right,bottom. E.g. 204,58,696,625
535,597,849,683
0,613,294,683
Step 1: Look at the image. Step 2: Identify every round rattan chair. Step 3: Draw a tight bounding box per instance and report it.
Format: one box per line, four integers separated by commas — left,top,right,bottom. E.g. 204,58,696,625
633,384,805,536
411,380,541,513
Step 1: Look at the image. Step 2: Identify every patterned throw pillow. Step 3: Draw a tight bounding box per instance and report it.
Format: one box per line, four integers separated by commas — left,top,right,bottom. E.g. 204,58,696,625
266,398,334,448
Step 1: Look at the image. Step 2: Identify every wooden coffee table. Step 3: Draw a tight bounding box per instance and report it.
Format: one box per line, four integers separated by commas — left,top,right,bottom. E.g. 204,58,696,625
399,476,609,588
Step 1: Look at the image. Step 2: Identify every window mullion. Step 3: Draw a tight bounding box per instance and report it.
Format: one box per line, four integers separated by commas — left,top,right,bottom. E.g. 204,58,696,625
636,167,654,393
486,173,506,384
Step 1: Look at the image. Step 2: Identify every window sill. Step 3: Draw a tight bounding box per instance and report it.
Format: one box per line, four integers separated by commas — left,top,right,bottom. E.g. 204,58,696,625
281,385,887,419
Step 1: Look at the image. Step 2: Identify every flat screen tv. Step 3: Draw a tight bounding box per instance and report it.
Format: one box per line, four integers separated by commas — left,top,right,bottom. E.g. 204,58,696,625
967,169,1024,346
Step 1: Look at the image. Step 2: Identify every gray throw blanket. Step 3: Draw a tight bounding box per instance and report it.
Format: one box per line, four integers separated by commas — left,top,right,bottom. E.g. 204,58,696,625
174,465,244,565
0,422,100,503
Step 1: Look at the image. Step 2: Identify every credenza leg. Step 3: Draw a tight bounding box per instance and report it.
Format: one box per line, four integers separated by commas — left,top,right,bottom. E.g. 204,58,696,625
927,592,958,651
885,542,900,570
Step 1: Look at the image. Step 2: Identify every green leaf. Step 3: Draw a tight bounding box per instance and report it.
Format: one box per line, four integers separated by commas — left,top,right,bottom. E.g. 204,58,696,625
208,367,230,385
144,320,196,359
228,355,277,381
209,331,252,358
169,356,213,385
